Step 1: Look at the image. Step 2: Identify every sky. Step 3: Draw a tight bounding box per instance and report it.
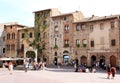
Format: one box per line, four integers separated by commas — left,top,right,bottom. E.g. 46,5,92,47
0,0,120,27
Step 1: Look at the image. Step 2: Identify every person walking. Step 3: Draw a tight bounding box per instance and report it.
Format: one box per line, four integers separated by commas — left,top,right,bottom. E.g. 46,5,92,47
42,62,45,70
24,60,29,72
75,58,79,72
107,64,111,79
110,66,116,79
8,61,13,75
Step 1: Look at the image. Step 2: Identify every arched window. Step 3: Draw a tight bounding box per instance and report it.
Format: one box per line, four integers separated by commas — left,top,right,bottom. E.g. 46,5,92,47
76,39,80,44
82,39,87,48
64,40,69,47
7,44,10,50
29,32,32,38
64,25,69,31
12,33,15,39
43,20,47,25
54,52,57,56
11,44,15,50
22,33,24,38
76,24,80,31
90,24,93,31
54,25,58,32
81,24,86,30
7,33,10,40
76,39,80,47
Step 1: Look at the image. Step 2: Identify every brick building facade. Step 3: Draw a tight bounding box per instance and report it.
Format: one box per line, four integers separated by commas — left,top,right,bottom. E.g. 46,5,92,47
1,8,120,67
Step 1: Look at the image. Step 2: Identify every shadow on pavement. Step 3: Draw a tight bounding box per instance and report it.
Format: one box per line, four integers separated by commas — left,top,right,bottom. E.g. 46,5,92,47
98,77,108,79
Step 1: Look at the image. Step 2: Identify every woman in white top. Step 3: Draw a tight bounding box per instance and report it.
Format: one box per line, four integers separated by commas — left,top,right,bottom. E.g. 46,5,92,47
8,61,13,74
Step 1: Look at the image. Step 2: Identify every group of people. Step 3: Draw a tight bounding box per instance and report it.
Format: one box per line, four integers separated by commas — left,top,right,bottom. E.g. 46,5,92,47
24,60,46,72
107,64,116,79
74,63,96,73
3,61,14,74
33,61,45,70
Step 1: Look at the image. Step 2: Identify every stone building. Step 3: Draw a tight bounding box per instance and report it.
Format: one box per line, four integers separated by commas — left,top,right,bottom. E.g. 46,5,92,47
1,8,120,67
17,27,34,58
34,8,61,64
74,15,120,67
4,23,26,58
0,24,6,57
50,11,84,65
33,8,120,67
73,19,89,66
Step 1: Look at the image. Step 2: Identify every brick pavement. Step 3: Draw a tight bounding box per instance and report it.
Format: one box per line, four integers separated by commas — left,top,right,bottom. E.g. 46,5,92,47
0,68,120,83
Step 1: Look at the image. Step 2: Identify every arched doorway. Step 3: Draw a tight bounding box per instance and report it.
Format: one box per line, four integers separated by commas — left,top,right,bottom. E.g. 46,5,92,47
63,50,69,65
99,55,105,67
24,47,37,63
26,51,35,63
110,55,116,67
91,55,96,66
63,55,69,65
81,56,87,65
54,57,58,65
54,52,58,65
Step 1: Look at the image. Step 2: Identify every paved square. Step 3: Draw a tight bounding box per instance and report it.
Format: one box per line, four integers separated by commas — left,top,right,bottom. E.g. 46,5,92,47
0,68,120,83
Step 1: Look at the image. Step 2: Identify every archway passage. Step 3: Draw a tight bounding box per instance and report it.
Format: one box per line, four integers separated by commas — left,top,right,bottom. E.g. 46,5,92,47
91,55,96,66
24,47,37,63
63,55,69,65
81,56,87,65
54,57,58,65
110,55,116,67
26,51,35,63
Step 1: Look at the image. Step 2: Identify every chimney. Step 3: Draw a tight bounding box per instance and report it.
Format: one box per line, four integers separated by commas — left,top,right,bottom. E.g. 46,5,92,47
92,15,94,18
76,10,78,12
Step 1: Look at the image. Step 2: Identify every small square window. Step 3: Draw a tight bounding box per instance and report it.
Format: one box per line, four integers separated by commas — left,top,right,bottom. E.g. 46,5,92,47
111,39,116,46
63,17,67,20
10,26,12,29
22,33,24,38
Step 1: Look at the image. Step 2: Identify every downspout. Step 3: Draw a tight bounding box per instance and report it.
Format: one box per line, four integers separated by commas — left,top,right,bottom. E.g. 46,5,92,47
118,16,120,68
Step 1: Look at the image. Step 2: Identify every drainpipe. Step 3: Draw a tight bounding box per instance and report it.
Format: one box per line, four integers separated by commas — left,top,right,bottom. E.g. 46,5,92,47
118,16,120,68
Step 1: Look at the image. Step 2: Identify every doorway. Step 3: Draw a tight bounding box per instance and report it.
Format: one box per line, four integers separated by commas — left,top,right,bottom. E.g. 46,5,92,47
110,55,116,67
81,56,87,65
91,55,96,66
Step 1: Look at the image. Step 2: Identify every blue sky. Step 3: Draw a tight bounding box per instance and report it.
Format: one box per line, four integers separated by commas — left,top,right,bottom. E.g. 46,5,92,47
0,0,120,27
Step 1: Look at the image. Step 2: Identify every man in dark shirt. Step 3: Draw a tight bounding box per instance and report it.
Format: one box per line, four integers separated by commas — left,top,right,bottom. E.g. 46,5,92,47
75,58,79,72
110,66,116,79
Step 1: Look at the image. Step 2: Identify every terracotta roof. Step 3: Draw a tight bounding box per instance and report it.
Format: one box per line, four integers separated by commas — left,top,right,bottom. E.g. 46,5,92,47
17,27,34,30
5,24,27,27
52,12,73,18
33,9,51,13
74,14,120,23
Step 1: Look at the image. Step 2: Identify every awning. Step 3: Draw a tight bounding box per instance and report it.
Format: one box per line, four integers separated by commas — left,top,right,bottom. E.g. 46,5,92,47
0,58,24,61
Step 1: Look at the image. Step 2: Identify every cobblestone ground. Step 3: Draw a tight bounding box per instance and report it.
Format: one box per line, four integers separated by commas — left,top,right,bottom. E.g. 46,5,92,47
0,68,120,83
